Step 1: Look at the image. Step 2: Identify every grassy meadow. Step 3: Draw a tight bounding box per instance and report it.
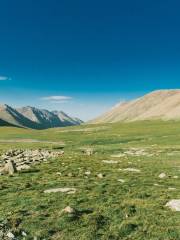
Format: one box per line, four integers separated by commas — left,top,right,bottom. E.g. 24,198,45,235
0,121,180,239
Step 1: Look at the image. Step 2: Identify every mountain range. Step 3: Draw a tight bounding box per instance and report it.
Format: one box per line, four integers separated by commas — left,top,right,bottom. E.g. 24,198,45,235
91,90,180,123
2,90,180,129
0,104,83,129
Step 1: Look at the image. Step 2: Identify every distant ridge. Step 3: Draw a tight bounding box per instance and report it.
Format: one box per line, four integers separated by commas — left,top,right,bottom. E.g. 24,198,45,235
0,104,83,129
52,111,83,126
91,90,180,123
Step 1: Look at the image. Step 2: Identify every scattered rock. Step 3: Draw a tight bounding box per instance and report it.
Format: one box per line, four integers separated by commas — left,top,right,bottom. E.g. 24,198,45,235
81,148,94,156
124,148,150,157
56,172,62,176
102,160,118,164
173,176,178,179
117,179,125,183
6,232,15,239
168,187,176,191
68,173,74,177
111,153,126,158
0,219,17,239
21,231,27,237
62,206,75,214
112,148,156,158
97,173,104,179
166,199,180,211
85,171,91,175
44,187,76,194
159,173,166,179
7,160,17,175
154,183,160,186
123,168,141,173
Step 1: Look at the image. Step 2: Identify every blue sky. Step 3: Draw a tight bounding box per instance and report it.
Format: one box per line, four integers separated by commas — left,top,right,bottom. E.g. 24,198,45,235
0,0,180,120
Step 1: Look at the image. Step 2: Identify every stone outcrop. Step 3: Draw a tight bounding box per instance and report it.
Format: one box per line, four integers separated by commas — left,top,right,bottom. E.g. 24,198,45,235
0,219,15,240
0,149,64,175
44,187,76,194
0,160,17,175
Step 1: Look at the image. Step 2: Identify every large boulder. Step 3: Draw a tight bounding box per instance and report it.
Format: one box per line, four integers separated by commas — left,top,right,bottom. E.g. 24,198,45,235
0,160,17,175
166,200,180,211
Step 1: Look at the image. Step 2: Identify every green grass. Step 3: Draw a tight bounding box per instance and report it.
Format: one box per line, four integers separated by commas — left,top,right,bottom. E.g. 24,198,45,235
0,120,180,239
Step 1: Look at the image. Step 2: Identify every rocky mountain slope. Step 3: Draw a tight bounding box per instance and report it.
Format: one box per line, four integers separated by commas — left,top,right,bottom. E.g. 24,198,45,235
91,90,180,123
0,104,83,129
52,111,83,125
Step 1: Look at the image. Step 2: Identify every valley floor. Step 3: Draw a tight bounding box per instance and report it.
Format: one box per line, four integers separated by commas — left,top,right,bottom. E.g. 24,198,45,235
0,121,180,239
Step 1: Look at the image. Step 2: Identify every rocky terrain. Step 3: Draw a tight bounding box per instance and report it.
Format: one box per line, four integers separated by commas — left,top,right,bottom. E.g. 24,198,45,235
0,149,64,175
52,111,83,126
0,219,18,240
0,122,179,239
0,148,64,239
0,104,83,129
91,89,180,123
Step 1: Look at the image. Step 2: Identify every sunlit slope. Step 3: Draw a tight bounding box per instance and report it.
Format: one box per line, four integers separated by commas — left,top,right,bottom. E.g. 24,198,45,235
91,90,180,123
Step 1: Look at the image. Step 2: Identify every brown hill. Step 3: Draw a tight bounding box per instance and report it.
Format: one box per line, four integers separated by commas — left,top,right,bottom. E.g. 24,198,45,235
91,90,180,123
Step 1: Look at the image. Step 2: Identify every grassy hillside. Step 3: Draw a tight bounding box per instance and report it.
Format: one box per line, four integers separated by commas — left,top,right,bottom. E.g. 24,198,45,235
0,121,180,239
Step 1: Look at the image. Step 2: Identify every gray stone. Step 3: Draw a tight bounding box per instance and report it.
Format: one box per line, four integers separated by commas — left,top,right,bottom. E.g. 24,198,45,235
21,231,27,237
62,206,75,214
102,160,118,164
85,171,91,175
6,231,15,239
123,168,141,173
7,161,17,175
159,173,166,179
166,199,180,211
97,173,104,179
44,187,76,194
16,164,31,171
82,148,94,156
117,179,125,183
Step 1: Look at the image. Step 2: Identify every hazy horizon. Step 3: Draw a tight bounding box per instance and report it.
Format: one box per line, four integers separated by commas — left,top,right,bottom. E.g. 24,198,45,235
0,91,147,121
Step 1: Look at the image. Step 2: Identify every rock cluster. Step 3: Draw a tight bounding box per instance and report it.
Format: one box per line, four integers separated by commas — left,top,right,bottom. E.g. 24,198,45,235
111,148,155,158
0,220,16,240
81,148,94,156
0,149,64,175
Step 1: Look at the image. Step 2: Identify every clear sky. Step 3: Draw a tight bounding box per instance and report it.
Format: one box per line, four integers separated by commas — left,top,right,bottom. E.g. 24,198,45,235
0,0,180,120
